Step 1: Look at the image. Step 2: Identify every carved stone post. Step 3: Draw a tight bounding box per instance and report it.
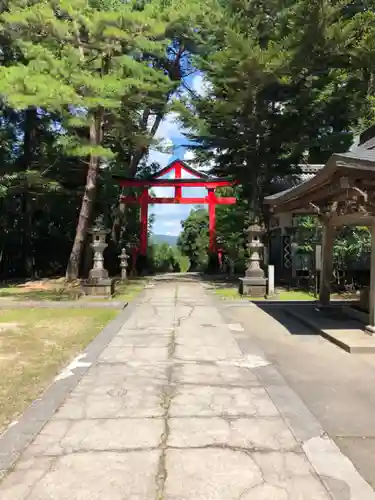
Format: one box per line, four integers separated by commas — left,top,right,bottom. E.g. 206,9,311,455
88,216,109,279
239,223,268,297
81,215,115,297
119,248,129,281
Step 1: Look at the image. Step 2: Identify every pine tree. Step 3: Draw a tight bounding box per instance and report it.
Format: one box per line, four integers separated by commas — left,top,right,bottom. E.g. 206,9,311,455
0,0,172,278
178,0,371,219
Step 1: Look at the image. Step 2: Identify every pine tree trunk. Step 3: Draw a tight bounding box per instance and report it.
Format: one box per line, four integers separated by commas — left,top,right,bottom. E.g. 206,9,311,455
21,107,37,278
66,114,102,280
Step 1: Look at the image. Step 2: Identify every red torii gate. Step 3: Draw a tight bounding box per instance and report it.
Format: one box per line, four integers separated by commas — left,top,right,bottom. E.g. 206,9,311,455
113,160,236,258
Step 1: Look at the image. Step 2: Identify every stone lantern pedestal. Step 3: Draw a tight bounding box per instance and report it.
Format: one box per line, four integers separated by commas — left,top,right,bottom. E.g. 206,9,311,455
119,248,129,281
81,216,115,298
239,223,268,297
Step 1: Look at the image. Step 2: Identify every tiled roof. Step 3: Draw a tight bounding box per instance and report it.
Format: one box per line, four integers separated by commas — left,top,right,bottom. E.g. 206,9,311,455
264,125,375,206
336,147,375,164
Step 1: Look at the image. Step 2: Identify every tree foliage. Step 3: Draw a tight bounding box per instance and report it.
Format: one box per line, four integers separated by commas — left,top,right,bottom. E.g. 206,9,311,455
0,0,212,279
177,208,209,270
296,215,371,270
149,242,189,273
178,0,374,218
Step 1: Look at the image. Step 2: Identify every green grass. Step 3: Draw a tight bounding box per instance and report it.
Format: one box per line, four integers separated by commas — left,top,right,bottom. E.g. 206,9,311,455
0,308,116,432
114,278,148,301
213,287,315,301
277,290,316,301
0,288,81,301
0,280,81,301
0,277,148,303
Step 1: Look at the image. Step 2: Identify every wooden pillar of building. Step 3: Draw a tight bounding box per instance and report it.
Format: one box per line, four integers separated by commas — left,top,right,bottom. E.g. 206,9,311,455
366,224,375,335
319,222,335,306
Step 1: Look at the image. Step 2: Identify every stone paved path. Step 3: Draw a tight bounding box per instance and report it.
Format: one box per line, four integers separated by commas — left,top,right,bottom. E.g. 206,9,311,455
0,281,374,499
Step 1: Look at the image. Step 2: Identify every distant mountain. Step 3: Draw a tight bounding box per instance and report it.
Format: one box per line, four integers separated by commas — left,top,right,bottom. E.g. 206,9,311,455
152,234,179,246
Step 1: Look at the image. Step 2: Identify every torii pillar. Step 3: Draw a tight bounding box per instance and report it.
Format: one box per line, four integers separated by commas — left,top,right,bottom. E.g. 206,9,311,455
139,189,148,256
208,188,217,253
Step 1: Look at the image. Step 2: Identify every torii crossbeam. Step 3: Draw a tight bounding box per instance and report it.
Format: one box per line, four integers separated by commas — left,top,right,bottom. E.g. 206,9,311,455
113,160,236,256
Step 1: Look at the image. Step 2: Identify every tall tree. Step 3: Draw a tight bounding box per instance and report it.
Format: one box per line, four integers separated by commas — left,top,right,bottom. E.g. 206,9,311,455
177,0,372,219
108,0,217,245
177,208,209,270
0,0,172,278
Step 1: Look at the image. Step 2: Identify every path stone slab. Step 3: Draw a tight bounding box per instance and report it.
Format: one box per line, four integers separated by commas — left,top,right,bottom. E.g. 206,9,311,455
55,384,164,419
170,386,279,417
23,418,164,457
168,417,299,450
1,451,160,500
173,363,260,387
117,325,174,335
98,345,168,363
74,363,168,392
252,451,331,499
165,448,263,500
108,333,171,348
1,279,373,500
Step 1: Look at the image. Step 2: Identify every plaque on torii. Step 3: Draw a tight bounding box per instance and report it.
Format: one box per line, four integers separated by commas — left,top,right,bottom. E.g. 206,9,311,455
113,160,237,257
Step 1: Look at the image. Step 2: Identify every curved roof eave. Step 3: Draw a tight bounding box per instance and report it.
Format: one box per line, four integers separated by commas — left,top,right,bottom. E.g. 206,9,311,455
264,150,375,208
264,155,337,206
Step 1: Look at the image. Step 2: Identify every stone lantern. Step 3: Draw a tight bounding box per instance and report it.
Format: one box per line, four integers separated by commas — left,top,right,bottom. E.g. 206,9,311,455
81,215,115,297
239,223,268,297
89,215,110,279
119,248,129,281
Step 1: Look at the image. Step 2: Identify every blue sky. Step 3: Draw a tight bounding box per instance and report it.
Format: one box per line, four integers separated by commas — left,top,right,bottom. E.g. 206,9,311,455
147,73,209,236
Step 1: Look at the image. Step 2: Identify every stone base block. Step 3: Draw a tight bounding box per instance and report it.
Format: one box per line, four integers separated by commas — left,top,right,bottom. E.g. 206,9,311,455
89,268,109,279
365,324,375,336
81,278,115,298
239,277,267,297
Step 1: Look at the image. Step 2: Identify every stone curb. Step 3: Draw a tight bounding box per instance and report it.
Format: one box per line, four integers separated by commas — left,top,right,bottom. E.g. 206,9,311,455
0,292,143,476
284,307,375,354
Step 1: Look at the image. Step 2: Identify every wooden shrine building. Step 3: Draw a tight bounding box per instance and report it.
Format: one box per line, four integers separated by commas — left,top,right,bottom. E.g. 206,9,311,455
264,125,375,334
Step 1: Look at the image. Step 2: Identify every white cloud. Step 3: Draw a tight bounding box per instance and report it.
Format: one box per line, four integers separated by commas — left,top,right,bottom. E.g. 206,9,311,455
150,186,175,198
147,148,171,168
152,210,185,236
191,74,212,97
145,105,207,236
184,150,196,161
154,112,186,141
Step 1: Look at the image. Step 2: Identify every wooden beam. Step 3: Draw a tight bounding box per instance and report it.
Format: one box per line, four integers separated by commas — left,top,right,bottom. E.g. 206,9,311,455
120,196,237,205
329,213,375,226
117,179,234,188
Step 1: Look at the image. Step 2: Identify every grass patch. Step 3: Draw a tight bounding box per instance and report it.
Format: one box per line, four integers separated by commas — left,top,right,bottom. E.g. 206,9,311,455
0,279,81,301
114,278,148,301
0,277,148,303
0,308,116,432
0,289,81,301
213,287,246,300
277,290,316,301
214,287,315,301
